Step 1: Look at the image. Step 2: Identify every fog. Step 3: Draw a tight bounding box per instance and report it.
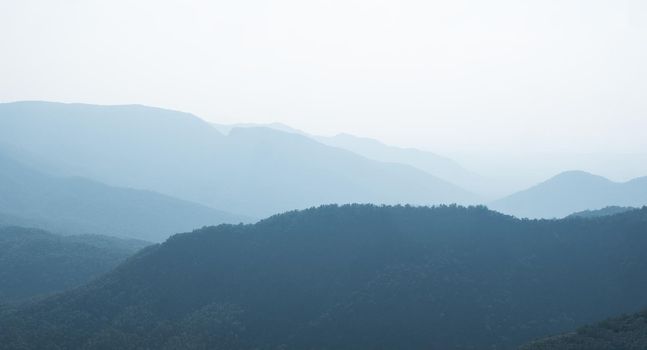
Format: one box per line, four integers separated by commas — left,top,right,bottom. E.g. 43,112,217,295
1,0,646,179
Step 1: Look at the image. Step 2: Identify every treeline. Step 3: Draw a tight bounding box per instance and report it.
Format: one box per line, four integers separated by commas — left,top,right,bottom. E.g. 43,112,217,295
0,226,149,303
521,309,647,350
1,204,646,349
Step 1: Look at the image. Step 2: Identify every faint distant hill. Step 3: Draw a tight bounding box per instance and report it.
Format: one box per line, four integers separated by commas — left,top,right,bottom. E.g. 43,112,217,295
0,151,246,242
314,133,490,194
212,122,489,196
567,206,637,219
2,205,647,349
520,309,647,350
212,121,308,136
0,101,477,217
0,226,149,304
490,171,647,218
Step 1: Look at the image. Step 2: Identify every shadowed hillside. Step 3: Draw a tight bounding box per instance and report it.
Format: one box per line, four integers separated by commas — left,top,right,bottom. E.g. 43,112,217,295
0,226,149,303
520,309,647,350
1,205,646,349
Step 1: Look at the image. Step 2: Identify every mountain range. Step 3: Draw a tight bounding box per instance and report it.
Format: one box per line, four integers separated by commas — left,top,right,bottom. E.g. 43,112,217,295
491,171,647,218
3,101,647,223
1,204,646,349
0,101,477,218
212,122,489,195
211,121,647,216
0,150,245,241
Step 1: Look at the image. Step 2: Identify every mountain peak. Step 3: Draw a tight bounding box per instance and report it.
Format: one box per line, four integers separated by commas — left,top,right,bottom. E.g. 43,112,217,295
550,169,606,180
492,170,647,219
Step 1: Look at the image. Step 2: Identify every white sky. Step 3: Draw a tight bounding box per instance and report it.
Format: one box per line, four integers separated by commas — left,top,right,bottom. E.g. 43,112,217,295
1,0,647,156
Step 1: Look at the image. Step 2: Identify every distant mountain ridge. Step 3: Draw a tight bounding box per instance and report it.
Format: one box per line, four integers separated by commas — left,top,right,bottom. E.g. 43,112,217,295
0,150,246,241
211,121,489,196
567,206,637,218
211,121,308,136
491,171,647,218
0,101,477,217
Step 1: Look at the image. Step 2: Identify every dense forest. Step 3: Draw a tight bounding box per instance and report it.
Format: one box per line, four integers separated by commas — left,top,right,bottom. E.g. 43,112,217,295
521,309,647,350
1,204,646,349
0,226,149,304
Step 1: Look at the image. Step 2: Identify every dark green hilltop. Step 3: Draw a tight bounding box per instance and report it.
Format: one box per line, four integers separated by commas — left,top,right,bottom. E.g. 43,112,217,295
0,226,149,304
521,309,647,350
1,204,646,349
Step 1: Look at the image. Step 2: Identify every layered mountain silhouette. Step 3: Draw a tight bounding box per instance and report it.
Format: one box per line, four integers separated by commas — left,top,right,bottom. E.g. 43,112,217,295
0,101,477,217
491,171,647,218
0,151,246,241
521,309,647,350
2,205,646,349
212,122,488,196
0,226,148,304
211,121,308,136
314,133,488,194
567,206,637,218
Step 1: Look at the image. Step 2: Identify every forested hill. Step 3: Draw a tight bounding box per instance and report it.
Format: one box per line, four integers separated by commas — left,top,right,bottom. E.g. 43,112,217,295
520,309,647,350
1,205,647,349
0,226,149,304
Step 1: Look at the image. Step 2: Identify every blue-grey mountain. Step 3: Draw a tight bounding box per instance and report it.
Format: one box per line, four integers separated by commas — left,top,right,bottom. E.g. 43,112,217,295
314,133,489,195
491,171,647,218
0,151,246,241
0,101,477,217
567,206,637,219
212,122,489,196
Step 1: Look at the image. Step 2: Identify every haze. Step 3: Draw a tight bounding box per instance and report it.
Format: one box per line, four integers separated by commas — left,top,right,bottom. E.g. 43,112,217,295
1,0,647,182
3,2,647,348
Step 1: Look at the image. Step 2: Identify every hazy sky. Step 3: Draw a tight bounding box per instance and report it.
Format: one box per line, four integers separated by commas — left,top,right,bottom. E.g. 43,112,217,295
1,0,646,156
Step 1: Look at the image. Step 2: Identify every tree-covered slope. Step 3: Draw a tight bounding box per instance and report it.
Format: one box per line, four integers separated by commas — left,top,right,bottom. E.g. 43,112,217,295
0,226,149,304
1,205,646,349
0,151,247,241
520,309,647,350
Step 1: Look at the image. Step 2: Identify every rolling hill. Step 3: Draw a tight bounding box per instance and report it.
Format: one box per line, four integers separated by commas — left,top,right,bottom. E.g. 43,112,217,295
491,171,647,218
212,122,489,197
314,133,488,194
0,151,246,241
0,226,149,304
0,101,477,217
567,206,637,218
1,205,646,349
521,309,647,350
